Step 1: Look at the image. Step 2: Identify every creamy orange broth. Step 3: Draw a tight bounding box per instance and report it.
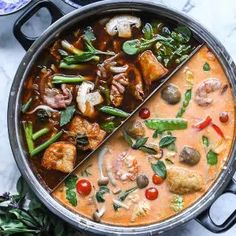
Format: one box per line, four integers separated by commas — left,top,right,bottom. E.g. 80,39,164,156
53,46,235,226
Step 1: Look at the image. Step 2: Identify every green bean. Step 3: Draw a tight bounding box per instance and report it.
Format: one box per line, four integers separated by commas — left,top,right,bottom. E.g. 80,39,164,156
22,121,34,153
176,88,192,118
30,131,63,157
144,118,188,132
32,128,50,141
52,75,85,84
99,106,130,118
21,98,33,113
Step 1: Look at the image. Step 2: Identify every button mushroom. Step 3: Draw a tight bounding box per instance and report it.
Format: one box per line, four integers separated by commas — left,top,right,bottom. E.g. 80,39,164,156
161,84,181,105
179,146,201,166
92,205,106,223
76,81,104,118
105,15,141,38
136,174,149,189
97,146,109,186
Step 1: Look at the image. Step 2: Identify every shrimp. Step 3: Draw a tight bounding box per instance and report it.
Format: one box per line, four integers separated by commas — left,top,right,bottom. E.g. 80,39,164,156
113,152,139,181
126,64,144,100
194,78,222,106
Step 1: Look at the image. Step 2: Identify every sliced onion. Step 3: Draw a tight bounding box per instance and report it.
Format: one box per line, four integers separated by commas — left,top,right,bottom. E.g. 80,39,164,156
26,105,59,114
110,64,128,73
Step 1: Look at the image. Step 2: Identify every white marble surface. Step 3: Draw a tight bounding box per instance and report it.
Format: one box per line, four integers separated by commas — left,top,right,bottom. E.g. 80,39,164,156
0,0,236,235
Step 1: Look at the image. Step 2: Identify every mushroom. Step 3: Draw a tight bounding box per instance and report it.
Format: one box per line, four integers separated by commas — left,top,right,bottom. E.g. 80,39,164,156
110,64,129,73
97,146,109,186
76,81,104,118
92,205,106,223
136,174,149,189
105,15,141,38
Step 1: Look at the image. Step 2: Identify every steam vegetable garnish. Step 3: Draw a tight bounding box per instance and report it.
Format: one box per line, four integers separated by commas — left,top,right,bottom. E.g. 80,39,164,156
65,175,78,206
202,136,218,165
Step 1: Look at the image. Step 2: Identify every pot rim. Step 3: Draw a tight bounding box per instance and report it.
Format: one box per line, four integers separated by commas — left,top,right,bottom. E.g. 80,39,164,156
8,0,236,235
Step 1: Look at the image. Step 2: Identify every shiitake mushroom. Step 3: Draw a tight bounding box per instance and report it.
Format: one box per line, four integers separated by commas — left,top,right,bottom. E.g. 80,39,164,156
161,84,181,105
125,120,145,139
136,174,149,189
179,146,200,166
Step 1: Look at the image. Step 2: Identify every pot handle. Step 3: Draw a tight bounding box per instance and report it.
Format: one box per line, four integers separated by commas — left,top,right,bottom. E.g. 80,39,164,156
13,0,64,50
196,178,236,233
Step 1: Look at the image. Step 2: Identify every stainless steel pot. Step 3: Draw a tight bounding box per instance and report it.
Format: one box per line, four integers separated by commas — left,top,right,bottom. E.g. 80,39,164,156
8,0,236,235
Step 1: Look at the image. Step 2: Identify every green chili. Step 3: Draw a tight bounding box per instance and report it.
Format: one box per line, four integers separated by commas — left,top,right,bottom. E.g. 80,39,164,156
22,121,34,153
30,131,63,157
176,88,192,118
32,128,50,141
99,106,130,118
144,118,188,132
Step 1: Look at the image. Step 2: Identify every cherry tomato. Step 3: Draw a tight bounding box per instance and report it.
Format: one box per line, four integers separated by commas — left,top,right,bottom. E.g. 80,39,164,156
76,179,92,196
152,174,164,185
139,108,150,119
219,112,229,123
145,187,158,200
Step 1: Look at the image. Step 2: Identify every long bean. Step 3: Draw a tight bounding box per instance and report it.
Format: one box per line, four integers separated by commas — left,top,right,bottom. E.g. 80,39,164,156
52,75,85,84
22,121,34,153
99,106,130,118
21,98,33,113
30,131,63,157
32,128,50,141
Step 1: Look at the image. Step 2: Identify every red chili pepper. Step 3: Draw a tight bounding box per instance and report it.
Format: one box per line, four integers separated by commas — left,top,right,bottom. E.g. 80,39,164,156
194,116,212,130
212,123,225,138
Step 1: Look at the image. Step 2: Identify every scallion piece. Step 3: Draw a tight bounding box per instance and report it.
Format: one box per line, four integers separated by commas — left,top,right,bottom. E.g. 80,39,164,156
52,75,85,84
30,131,63,157
22,121,34,153
32,128,50,141
21,98,33,113
59,62,90,70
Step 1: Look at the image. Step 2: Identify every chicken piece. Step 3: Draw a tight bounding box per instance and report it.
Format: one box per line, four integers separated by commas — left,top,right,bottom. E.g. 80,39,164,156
138,50,168,84
167,166,204,194
110,73,129,107
69,116,106,150
41,142,76,173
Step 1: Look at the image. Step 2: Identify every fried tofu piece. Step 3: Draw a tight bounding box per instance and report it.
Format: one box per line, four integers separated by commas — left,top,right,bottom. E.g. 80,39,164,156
42,142,76,173
167,166,204,194
138,50,168,84
69,115,106,150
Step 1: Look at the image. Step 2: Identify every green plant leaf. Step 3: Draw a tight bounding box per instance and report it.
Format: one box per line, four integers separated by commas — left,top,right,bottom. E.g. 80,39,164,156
203,62,211,71
60,105,75,127
139,146,158,155
142,23,154,40
159,135,176,148
132,137,148,149
95,186,110,203
202,135,210,147
65,175,78,189
66,189,77,207
122,130,133,146
207,150,218,165
151,160,167,179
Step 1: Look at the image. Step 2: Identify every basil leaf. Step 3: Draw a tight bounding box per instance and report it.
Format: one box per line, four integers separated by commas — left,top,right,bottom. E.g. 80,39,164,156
142,23,154,40
207,150,218,165
96,186,110,202
151,160,167,179
60,105,75,127
159,135,176,148
139,146,157,155
100,121,116,133
203,62,211,71
65,175,78,189
132,137,148,149
122,130,133,146
66,189,77,207
174,26,191,42
202,135,210,147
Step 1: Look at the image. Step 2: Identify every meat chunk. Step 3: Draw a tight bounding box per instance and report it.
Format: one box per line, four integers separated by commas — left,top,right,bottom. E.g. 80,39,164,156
69,116,106,150
42,142,76,173
167,166,204,194
138,50,168,84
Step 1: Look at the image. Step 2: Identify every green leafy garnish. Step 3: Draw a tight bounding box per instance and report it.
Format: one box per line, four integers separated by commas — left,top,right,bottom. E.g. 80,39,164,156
142,23,154,40
84,26,96,42
203,62,211,71
207,150,218,165
60,105,75,126
66,189,77,207
132,137,148,149
174,26,191,42
113,187,138,211
122,130,133,146
170,195,184,212
176,88,192,118
202,135,210,147
96,186,110,202
80,164,92,177
159,135,176,148
100,121,117,133
65,175,78,189
139,146,157,154
151,160,167,179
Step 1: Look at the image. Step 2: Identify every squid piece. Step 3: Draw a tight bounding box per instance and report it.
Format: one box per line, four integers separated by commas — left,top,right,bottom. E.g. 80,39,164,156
68,116,106,151
110,73,129,107
41,141,76,173
194,78,222,106
138,50,168,84
167,166,204,194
